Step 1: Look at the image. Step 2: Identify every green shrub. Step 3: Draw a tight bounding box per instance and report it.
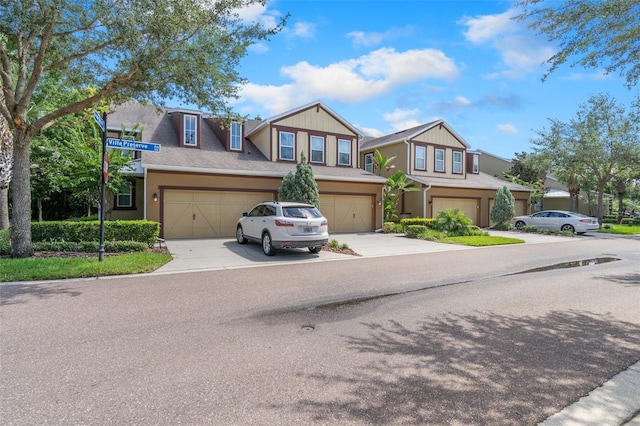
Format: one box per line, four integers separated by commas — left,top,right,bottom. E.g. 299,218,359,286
382,222,396,233
406,225,428,238
400,217,437,229
31,220,160,247
417,228,446,241
523,225,538,233
0,228,9,255
468,225,489,236
329,239,339,248
33,241,148,253
433,209,472,236
492,223,512,231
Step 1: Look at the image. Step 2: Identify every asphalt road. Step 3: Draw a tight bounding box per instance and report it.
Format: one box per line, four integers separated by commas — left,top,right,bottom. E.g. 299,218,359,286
1,236,639,425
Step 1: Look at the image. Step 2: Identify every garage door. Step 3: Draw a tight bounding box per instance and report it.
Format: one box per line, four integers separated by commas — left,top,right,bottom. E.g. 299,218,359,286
432,197,479,225
319,194,374,233
163,190,274,238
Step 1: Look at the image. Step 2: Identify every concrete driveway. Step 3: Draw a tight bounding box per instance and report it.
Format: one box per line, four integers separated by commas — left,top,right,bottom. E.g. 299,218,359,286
152,231,582,275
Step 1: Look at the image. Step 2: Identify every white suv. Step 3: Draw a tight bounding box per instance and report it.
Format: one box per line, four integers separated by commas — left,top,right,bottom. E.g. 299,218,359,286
235,201,329,256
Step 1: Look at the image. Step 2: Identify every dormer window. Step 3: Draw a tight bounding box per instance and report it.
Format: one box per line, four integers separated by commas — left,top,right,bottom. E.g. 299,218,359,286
230,121,242,151
472,154,479,173
184,115,197,146
364,153,373,173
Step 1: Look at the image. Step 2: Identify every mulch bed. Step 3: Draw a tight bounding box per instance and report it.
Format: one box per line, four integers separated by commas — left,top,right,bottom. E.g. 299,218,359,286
2,247,171,259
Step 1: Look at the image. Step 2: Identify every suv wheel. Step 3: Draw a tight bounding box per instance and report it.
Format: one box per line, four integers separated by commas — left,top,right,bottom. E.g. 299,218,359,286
236,226,248,244
308,246,322,253
262,232,276,256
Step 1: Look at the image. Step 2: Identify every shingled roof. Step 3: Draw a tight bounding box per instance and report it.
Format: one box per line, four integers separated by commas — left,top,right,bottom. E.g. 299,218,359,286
107,102,385,183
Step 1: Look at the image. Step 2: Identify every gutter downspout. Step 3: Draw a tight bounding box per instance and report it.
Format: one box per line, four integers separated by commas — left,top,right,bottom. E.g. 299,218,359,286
143,166,148,219
423,183,432,218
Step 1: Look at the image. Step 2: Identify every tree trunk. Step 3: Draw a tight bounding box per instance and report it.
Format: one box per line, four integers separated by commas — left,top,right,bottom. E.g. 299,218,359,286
9,131,33,258
37,198,43,222
0,184,9,229
596,185,605,228
616,180,625,224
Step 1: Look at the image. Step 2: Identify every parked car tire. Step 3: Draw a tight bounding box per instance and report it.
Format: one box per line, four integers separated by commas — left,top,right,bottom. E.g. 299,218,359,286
236,226,248,244
308,246,322,253
514,221,525,230
262,231,276,256
560,224,575,233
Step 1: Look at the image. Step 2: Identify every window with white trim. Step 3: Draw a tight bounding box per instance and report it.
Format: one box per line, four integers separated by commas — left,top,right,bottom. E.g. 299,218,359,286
364,153,373,173
230,122,242,150
184,115,197,146
116,181,133,208
453,151,463,174
435,148,445,172
416,146,426,170
472,154,479,173
279,131,295,160
310,136,325,163
338,139,351,165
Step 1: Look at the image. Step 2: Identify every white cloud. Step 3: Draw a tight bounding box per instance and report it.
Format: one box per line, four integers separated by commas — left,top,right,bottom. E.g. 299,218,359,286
292,21,316,39
247,43,269,54
358,126,385,137
460,10,517,43
383,108,422,131
497,123,518,134
346,26,413,47
459,8,552,78
238,47,459,114
454,96,472,106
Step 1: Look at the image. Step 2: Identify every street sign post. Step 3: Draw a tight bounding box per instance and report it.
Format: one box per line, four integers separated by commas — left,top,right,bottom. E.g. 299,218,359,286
106,138,161,152
98,112,107,262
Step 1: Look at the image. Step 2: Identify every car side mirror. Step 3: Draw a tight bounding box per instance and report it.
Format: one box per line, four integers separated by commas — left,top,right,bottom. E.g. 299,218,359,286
242,212,248,217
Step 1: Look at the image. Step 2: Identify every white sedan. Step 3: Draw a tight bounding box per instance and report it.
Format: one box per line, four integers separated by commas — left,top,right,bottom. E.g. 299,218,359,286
512,210,599,234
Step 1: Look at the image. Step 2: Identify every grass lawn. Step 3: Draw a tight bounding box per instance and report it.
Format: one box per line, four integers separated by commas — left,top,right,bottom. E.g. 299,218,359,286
0,252,172,282
598,224,640,235
442,235,525,247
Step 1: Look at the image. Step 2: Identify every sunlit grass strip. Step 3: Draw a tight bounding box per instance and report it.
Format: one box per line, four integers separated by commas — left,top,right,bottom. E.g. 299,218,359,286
0,252,172,282
599,224,640,235
442,236,525,247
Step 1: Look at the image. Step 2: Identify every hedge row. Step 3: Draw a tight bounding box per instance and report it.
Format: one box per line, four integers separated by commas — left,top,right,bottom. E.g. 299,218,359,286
399,218,437,228
30,220,160,247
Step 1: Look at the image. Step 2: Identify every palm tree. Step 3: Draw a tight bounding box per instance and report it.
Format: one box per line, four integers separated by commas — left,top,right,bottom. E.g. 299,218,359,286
384,171,420,221
373,149,396,176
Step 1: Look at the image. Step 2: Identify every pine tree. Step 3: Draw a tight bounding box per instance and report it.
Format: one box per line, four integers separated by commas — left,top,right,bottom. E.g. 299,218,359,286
491,186,516,226
278,152,320,208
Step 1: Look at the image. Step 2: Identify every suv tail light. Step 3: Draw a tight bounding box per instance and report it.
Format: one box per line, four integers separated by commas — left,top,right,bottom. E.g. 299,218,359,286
321,220,328,226
275,219,294,227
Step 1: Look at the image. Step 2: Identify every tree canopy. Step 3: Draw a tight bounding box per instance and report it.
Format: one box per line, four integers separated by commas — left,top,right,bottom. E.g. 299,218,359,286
0,0,284,257
516,0,640,87
531,93,640,223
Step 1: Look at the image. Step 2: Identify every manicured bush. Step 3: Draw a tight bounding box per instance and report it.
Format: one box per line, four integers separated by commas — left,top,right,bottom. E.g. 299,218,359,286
417,228,446,241
406,225,428,238
382,222,396,233
33,240,149,253
490,186,515,225
30,220,160,247
523,225,538,233
492,223,513,231
399,217,437,229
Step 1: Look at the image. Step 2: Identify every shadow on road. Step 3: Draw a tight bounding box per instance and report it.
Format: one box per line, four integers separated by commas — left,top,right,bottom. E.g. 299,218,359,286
289,310,640,425
0,284,82,306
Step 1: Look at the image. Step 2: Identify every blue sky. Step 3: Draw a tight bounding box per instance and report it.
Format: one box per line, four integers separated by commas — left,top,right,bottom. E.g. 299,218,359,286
227,0,639,159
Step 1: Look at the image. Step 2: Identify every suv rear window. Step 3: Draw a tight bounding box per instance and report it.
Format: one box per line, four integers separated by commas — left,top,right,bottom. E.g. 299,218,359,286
282,206,322,219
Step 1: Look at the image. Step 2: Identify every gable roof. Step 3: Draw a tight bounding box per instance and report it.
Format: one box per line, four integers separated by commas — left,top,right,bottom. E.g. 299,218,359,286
408,172,535,192
107,102,385,184
360,120,470,151
245,100,363,138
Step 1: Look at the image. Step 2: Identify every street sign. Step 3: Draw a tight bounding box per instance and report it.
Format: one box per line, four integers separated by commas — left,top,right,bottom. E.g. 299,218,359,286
94,110,105,132
106,138,161,152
